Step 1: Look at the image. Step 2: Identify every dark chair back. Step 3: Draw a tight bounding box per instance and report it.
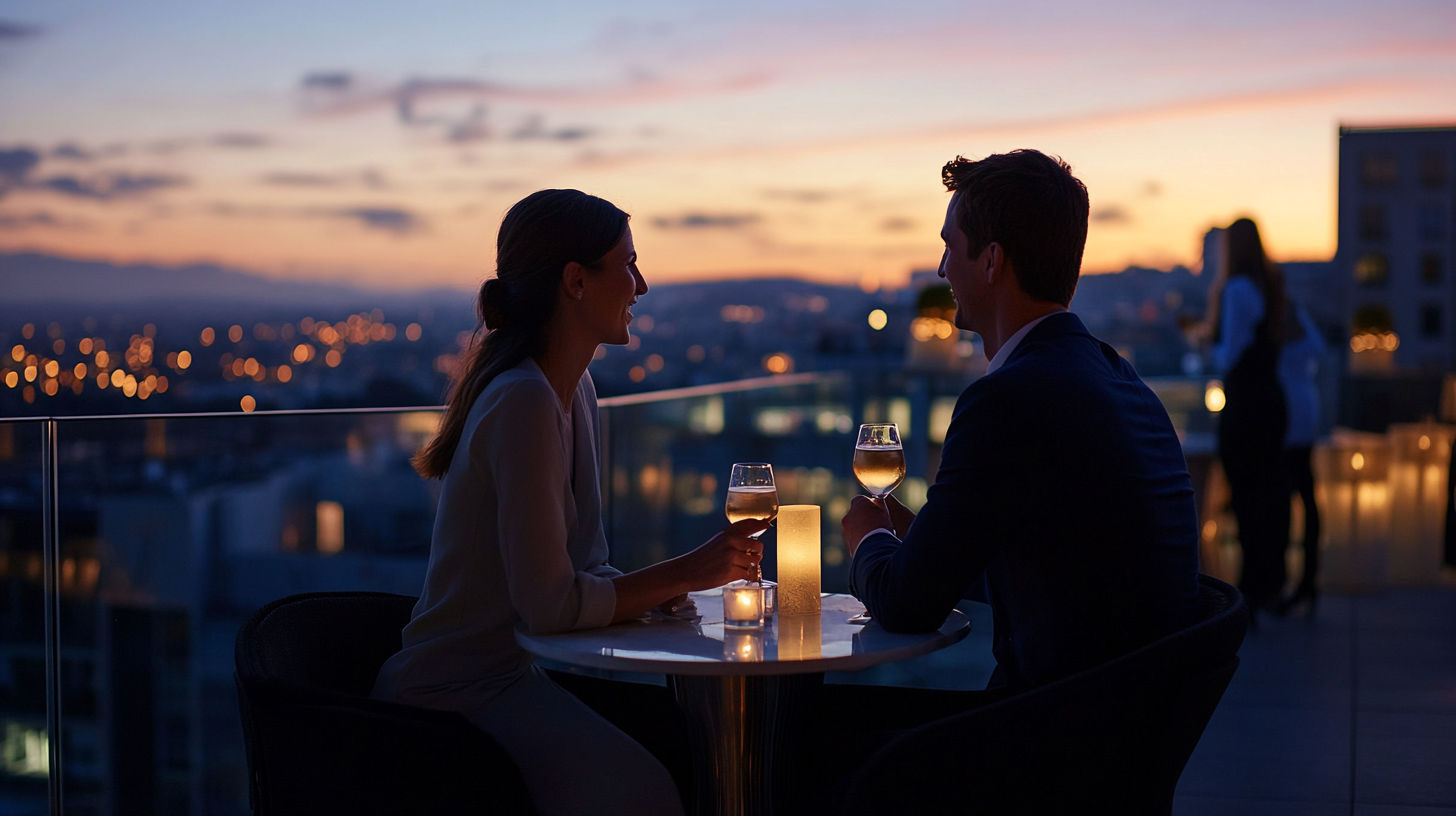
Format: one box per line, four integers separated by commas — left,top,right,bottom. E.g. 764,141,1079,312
842,574,1248,816
235,591,535,816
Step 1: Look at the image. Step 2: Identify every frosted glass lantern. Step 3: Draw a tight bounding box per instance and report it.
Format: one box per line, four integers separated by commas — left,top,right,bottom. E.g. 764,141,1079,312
776,505,822,616
1315,431,1390,592
1387,423,1456,585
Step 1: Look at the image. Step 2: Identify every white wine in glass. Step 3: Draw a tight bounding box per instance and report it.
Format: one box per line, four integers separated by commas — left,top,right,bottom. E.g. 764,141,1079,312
853,424,905,498
726,463,778,540
848,424,904,625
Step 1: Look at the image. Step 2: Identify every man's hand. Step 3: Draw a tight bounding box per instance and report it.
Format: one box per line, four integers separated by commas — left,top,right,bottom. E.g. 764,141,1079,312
841,495,893,558
884,494,917,539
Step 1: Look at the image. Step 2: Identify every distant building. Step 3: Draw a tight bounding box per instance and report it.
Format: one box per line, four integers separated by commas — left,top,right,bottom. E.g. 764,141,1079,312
1335,125,1456,372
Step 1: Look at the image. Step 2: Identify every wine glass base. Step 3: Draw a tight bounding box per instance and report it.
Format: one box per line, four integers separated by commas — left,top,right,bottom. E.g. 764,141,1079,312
846,613,871,625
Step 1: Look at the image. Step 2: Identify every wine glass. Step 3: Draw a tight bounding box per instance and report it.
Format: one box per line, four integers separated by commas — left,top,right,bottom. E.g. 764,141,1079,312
725,463,778,538
853,424,906,498
848,424,905,623
726,464,778,609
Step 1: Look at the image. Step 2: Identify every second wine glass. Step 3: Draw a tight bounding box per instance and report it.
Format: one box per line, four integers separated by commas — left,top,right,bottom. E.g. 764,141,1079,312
853,423,906,498
848,425,904,625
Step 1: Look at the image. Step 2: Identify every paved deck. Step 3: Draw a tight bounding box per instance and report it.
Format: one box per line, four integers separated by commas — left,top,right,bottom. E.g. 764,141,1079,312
827,587,1456,814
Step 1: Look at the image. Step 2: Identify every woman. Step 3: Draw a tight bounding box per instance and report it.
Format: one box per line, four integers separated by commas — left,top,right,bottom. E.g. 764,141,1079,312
1211,218,1290,619
372,189,765,816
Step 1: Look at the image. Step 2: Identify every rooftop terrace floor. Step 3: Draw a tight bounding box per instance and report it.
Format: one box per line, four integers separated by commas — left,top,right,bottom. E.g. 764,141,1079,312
828,586,1456,814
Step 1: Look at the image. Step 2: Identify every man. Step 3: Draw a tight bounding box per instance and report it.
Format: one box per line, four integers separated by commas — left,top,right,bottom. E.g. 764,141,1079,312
843,148,1200,696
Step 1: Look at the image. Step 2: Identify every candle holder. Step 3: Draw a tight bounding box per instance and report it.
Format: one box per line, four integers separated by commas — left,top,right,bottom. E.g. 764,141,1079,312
760,579,777,617
722,580,765,628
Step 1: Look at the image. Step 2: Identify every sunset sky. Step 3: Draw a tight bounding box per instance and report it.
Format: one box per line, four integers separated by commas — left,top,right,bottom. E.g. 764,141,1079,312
0,0,1453,291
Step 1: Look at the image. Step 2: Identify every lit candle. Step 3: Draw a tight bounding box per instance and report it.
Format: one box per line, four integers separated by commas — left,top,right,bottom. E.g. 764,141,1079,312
776,505,821,616
722,580,765,628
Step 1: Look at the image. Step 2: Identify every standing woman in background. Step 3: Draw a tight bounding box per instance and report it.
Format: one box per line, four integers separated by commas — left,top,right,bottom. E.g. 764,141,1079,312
372,189,765,816
1278,299,1326,614
1211,218,1290,621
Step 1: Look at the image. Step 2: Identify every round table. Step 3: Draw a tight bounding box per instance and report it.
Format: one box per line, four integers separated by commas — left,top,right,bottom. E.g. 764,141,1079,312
516,591,969,816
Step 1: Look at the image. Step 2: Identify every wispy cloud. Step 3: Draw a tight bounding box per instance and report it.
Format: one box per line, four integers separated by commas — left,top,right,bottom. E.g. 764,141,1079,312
761,188,851,204
333,207,422,235
0,147,41,187
0,210,89,231
297,69,774,117
509,114,592,142
1090,205,1131,225
51,143,96,162
207,200,426,236
259,168,387,189
653,212,760,230
0,20,40,40
147,132,272,154
36,172,187,200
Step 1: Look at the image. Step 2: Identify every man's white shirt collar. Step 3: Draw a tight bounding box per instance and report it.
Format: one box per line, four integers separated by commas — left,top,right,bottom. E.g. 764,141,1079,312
985,311,1063,375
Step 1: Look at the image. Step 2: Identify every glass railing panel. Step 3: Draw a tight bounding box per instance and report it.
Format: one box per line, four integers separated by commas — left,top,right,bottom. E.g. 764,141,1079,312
49,409,441,816
598,372,1219,596
598,371,983,593
9,370,1217,814
0,419,50,816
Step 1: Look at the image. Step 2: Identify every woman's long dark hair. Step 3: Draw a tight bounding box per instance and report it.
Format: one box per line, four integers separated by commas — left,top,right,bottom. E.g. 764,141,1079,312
1215,217,1286,346
414,189,629,478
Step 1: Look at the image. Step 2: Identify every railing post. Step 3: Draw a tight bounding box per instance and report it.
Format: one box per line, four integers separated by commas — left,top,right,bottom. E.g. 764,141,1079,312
41,418,63,816
600,407,613,542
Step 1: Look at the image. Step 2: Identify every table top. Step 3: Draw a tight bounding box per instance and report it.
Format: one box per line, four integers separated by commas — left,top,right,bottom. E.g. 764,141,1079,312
515,590,970,676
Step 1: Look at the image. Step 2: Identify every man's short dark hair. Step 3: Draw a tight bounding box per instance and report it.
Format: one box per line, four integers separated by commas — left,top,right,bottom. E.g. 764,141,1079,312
942,150,1089,306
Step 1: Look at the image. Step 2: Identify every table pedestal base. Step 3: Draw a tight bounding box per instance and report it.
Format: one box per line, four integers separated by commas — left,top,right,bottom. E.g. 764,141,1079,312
669,672,823,816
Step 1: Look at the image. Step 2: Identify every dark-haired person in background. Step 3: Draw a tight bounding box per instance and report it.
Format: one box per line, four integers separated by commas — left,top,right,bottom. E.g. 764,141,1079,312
818,151,1201,803
1210,218,1289,621
372,189,766,816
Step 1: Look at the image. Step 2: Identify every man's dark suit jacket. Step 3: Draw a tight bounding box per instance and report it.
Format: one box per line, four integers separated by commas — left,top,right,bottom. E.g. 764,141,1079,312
851,311,1201,691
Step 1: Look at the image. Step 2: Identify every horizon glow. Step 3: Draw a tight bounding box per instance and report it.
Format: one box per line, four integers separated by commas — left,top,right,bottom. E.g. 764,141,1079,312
0,0,1453,291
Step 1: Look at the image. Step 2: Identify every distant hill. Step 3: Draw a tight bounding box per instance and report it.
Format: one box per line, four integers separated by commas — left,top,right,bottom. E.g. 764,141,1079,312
0,251,471,309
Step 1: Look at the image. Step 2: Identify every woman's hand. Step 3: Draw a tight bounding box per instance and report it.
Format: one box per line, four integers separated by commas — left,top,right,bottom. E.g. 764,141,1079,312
678,518,768,591
609,518,768,624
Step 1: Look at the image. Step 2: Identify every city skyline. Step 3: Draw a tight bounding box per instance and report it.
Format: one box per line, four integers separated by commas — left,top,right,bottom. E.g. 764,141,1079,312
0,0,1453,290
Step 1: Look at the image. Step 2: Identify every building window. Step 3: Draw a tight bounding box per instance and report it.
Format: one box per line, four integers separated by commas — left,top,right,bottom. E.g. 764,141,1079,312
1421,305,1443,339
1419,204,1446,241
1421,152,1448,188
1355,253,1389,286
1353,302,1393,334
1360,203,1388,240
1422,253,1444,285
1361,154,1398,188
